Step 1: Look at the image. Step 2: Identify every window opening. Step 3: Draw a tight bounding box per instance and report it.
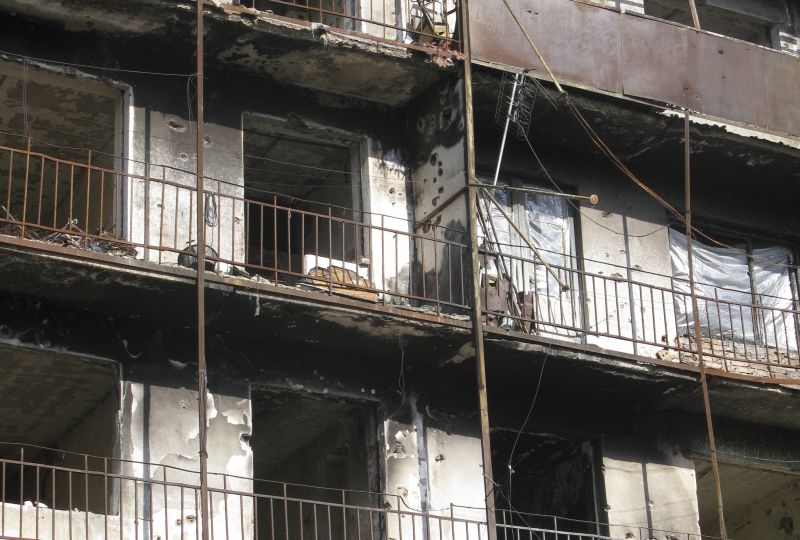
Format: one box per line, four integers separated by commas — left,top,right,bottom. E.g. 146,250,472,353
250,389,380,540
0,350,119,514
642,0,775,47
0,60,123,245
242,115,366,287
478,181,582,337
694,458,800,539
492,431,605,535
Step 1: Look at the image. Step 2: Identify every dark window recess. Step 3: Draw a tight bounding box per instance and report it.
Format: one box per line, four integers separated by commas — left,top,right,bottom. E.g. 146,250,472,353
491,431,605,535
643,0,774,47
695,459,800,539
0,353,118,514
250,390,380,540
242,116,363,284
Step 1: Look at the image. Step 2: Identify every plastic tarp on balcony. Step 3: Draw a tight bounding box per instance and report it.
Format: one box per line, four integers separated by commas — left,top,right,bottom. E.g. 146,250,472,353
478,184,580,336
669,229,798,351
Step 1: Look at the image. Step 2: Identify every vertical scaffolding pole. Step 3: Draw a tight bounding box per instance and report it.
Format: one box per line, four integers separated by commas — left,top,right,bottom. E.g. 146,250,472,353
195,2,210,540
684,111,727,540
459,0,498,538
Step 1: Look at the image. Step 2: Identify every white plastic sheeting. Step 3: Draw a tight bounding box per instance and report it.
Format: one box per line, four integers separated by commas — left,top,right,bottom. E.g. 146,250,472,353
524,192,581,335
669,230,798,352
478,184,580,336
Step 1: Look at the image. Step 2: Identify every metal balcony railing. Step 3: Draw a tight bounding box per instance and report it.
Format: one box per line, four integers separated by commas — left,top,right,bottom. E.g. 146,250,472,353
238,0,460,49
0,142,798,379
0,444,727,540
496,509,731,540
480,247,800,378
0,443,486,540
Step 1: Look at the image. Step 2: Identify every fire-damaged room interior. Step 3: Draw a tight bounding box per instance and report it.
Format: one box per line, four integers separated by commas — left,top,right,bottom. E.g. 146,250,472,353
0,0,799,539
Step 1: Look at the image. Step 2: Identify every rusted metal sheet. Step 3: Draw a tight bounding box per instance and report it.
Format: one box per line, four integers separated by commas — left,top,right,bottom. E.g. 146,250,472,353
470,0,800,137
621,16,689,109
763,51,800,135
469,0,622,93
688,31,769,128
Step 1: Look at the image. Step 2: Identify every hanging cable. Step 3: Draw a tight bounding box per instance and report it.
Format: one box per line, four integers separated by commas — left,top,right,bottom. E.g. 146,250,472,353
0,49,196,77
491,0,800,272
506,346,549,508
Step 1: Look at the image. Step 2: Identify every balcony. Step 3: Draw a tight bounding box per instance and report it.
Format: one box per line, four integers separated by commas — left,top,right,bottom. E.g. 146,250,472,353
232,0,460,49
0,142,798,380
468,0,800,138
0,444,729,540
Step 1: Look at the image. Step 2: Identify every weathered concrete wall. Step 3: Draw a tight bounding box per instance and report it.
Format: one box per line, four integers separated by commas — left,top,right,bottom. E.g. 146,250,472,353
383,395,487,540
0,504,121,540
409,78,469,308
362,139,413,297
579,174,675,359
121,366,253,540
126,80,245,272
602,440,701,539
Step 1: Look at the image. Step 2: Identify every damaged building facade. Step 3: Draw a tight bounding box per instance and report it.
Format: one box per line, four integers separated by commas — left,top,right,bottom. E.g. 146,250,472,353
0,0,799,538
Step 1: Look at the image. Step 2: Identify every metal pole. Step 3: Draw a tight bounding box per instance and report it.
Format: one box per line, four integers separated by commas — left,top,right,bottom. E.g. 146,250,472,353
687,0,701,29
492,74,519,186
684,111,726,540
459,0,498,537
195,2,210,540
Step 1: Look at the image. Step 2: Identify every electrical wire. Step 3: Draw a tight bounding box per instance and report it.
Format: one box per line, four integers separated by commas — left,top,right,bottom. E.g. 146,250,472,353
506,346,549,507
387,335,408,419
520,129,669,240
0,49,196,78
21,58,30,137
495,0,800,273
714,449,800,464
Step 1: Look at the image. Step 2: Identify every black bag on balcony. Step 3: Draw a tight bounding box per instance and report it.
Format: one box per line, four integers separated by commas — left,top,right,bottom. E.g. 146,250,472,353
178,243,218,271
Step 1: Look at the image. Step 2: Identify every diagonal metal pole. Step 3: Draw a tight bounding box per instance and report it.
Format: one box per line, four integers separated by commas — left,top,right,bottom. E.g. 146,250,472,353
195,2,210,540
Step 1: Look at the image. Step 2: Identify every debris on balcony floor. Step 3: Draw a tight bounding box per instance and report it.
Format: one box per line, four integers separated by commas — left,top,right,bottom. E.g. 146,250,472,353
1,206,137,258
656,335,800,378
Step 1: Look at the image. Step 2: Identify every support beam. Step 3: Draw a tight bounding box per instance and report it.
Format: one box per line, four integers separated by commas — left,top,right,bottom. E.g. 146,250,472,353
684,110,726,540
459,0,498,536
195,3,210,540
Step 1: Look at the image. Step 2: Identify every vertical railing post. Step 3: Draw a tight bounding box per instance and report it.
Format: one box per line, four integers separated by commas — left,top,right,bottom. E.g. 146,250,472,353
20,137,32,238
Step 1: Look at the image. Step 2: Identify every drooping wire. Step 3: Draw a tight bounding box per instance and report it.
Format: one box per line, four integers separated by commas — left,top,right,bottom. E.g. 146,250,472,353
494,0,800,272
506,346,549,508
0,49,196,78
22,58,30,137
387,335,408,419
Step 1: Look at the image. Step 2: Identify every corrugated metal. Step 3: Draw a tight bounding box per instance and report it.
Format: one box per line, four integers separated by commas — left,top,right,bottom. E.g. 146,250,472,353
470,0,800,137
